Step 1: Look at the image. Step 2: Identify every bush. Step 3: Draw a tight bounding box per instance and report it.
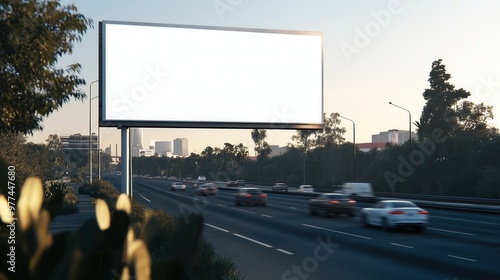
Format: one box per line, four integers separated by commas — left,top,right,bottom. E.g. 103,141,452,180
2,178,246,279
43,181,79,215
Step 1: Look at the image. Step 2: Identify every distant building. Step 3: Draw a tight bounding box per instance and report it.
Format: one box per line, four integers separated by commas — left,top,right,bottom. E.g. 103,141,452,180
356,142,386,152
61,134,97,151
269,145,288,157
173,138,188,157
372,129,417,145
139,148,155,157
155,141,172,156
131,128,144,157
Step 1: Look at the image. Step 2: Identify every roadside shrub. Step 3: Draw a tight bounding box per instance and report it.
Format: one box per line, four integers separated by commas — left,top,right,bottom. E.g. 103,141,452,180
43,181,79,215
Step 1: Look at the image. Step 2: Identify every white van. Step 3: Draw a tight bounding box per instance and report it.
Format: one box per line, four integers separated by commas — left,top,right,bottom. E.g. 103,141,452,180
339,182,374,197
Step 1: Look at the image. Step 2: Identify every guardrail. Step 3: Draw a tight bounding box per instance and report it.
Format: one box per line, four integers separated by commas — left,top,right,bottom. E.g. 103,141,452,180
375,192,500,206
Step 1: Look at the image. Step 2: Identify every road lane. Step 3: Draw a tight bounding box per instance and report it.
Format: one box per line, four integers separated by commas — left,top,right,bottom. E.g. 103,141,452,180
107,177,500,279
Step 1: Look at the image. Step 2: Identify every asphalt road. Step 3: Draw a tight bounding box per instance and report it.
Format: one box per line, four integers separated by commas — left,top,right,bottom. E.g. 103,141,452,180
106,176,500,280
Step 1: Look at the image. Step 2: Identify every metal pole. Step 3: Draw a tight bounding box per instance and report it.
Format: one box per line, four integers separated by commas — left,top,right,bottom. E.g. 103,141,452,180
389,102,412,190
89,80,99,184
98,127,101,180
339,115,356,182
121,127,130,196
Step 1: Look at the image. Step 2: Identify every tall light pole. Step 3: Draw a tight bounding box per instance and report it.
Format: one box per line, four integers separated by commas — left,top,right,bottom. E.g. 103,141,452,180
389,102,412,190
339,115,356,182
89,80,99,184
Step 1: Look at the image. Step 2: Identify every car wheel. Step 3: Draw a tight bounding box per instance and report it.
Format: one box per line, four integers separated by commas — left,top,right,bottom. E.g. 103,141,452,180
381,217,391,232
348,211,355,217
416,225,425,233
310,207,317,216
262,203,266,206
361,213,370,227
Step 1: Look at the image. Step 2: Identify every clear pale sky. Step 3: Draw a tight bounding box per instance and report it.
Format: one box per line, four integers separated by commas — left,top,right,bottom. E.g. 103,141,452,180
27,0,500,156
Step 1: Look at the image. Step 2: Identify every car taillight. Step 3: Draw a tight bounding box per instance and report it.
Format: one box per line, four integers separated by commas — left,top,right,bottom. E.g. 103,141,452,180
389,210,404,215
329,200,340,204
348,200,356,204
244,194,251,198
260,193,267,198
419,210,429,215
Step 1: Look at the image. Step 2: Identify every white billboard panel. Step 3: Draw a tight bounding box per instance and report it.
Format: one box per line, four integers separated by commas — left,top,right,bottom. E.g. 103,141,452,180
99,21,323,129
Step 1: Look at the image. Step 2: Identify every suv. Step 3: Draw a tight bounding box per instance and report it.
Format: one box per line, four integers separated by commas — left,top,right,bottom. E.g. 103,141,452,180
272,183,288,192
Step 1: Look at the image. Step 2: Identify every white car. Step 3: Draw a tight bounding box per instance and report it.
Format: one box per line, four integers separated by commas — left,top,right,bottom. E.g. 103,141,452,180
197,175,206,182
170,182,186,191
298,185,314,192
360,200,429,232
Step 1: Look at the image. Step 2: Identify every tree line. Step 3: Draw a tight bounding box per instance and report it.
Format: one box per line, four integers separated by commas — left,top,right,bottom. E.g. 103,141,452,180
120,60,500,198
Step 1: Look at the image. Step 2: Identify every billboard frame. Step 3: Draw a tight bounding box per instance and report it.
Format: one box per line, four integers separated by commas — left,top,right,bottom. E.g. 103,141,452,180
99,20,324,130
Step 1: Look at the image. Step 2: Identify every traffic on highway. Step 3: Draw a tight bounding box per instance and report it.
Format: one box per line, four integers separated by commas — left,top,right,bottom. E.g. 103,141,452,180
106,175,500,280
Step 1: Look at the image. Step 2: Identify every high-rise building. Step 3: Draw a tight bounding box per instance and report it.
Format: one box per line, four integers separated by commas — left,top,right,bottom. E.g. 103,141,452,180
155,141,172,156
173,138,188,157
131,128,144,157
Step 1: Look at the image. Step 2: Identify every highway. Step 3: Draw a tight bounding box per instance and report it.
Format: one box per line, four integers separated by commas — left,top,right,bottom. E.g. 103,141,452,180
106,176,500,280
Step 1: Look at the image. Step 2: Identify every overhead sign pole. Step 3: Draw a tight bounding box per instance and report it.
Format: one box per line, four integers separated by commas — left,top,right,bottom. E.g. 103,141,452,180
121,127,130,196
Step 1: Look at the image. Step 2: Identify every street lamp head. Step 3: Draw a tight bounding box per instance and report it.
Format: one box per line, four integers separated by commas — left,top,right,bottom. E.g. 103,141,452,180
389,102,393,105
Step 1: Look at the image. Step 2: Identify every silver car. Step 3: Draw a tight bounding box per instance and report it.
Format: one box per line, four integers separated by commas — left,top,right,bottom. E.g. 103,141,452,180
360,200,429,232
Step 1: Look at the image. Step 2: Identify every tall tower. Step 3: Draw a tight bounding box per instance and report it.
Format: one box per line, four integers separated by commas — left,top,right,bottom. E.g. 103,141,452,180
173,138,188,157
131,128,144,157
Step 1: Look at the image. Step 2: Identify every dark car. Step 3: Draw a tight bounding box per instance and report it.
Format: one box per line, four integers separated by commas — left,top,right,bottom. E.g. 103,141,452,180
227,181,237,187
309,193,356,217
272,183,288,192
195,183,218,196
234,188,267,206
235,180,245,186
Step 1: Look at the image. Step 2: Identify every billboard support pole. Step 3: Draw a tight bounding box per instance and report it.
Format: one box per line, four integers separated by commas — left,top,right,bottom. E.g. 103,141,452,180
121,127,130,196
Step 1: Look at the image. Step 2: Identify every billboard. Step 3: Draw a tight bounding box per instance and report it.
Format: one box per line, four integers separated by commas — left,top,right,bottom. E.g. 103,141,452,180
99,21,323,129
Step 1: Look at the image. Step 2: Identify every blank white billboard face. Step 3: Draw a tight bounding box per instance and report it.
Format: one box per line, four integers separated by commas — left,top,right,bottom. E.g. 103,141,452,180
99,21,323,129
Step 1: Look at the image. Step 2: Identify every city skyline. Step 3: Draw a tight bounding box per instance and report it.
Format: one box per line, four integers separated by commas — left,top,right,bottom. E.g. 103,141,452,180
26,0,500,156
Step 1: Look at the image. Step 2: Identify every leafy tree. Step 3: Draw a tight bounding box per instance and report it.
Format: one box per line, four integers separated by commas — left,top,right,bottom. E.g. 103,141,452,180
0,0,93,134
313,112,346,148
46,134,66,179
251,129,271,160
416,59,471,140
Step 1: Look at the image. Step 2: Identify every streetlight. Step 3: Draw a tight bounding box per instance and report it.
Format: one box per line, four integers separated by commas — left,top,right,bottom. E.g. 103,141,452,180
389,102,411,145
389,102,412,190
339,115,356,182
89,80,99,184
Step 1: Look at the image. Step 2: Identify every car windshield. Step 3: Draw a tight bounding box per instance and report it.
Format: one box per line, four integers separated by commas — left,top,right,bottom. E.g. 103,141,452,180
392,201,417,208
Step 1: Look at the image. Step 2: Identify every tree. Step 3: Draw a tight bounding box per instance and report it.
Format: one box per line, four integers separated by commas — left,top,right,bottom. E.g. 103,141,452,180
416,59,470,141
0,0,93,134
251,129,271,161
46,134,67,179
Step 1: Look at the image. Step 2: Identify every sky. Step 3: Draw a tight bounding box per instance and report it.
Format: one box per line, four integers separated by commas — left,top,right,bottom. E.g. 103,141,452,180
27,0,500,156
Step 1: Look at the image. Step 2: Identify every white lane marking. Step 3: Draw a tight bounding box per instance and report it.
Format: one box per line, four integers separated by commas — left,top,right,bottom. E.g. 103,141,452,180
432,216,499,226
137,193,151,202
205,223,230,233
302,224,372,240
448,255,477,262
277,249,294,255
233,233,273,248
391,243,414,249
290,207,297,209
261,214,274,218
217,204,228,208
235,208,255,214
428,227,475,236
